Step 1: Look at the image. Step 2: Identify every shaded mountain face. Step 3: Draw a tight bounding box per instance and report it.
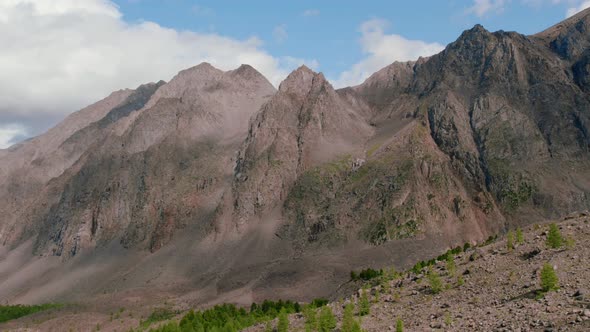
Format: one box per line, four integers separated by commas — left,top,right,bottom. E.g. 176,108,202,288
0,63,276,257
1,10,590,304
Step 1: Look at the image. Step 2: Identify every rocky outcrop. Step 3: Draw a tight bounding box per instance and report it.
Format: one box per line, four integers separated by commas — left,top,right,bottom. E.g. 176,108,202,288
231,66,374,227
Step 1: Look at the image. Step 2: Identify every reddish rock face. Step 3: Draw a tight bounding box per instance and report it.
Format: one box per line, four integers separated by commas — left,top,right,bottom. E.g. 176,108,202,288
1,10,590,305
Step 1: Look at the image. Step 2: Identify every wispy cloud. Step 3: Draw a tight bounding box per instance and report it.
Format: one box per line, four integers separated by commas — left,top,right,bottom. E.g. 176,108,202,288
466,0,508,17
273,24,288,43
303,9,320,17
191,4,215,17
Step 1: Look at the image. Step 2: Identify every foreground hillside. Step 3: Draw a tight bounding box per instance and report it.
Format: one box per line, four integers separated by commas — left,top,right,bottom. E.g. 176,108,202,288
244,215,590,332
2,215,587,331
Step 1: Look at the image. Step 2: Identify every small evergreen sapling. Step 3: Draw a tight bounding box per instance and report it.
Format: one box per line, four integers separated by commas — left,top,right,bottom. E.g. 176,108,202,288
277,308,289,332
318,306,336,332
341,303,361,332
396,318,404,332
264,321,273,332
516,227,524,244
506,230,514,251
540,263,559,293
303,305,317,332
427,268,443,294
358,288,370,316
546,223,563,249
446,255,456,276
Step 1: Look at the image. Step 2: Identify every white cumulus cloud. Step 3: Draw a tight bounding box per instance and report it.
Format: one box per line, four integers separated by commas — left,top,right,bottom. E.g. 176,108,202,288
332,19,444,88
0,0,316,148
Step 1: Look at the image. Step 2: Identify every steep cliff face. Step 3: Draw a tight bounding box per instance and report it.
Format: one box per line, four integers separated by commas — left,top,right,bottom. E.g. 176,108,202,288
0,63,276,256
226,12,590,256
231,66,374,228
0,87,145,245
415,22,590,218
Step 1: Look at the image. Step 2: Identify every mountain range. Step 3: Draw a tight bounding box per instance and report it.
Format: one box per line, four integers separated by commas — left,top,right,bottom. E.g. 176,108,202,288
1,9,590,309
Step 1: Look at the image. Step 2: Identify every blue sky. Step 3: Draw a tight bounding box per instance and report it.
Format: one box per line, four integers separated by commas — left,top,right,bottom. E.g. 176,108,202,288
113,0,569,81
0,0,589,147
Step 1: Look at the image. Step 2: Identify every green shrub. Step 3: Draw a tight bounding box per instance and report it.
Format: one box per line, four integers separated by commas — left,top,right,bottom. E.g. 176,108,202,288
277,308,289,332
427,268,443,294
546,223,563,249
350,268,383,281
463,242,471,251
310,298,328,308
483,234,498,246
358,288,370,316
540,263,559,293
411,246,466,274
396,318,404,332
318,306,336,332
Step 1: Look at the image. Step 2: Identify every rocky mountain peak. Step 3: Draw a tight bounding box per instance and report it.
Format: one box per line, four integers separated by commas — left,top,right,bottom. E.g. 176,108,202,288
278,65,327,95
179,61,220,75
230,64,261,78
227,64,276,93
452,23,496,49
469,23,488,34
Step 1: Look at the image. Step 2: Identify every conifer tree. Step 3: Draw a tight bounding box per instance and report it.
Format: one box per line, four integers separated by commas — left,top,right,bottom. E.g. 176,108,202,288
303,305,317,332
516,228,524,244
318,306,336,332
546,223,563,249
540,263,559,292
428,268,443,294
506,230,514,251
277,308,289,332
358,288,370,316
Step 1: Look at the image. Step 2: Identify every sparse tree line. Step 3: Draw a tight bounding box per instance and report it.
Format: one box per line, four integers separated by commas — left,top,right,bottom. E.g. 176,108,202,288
0,304,62,323
145,222,566,331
